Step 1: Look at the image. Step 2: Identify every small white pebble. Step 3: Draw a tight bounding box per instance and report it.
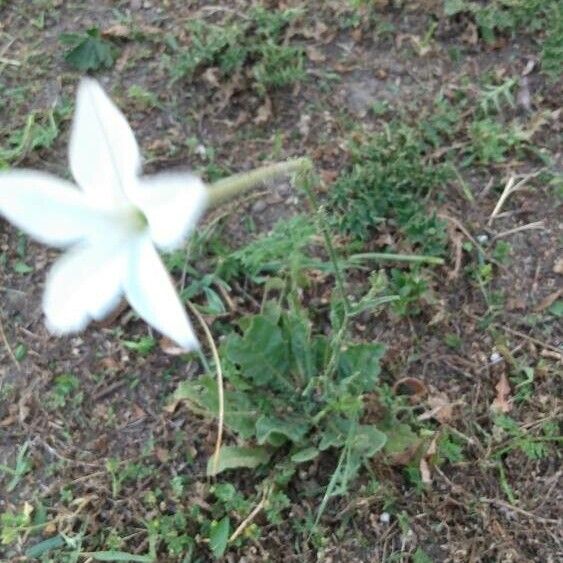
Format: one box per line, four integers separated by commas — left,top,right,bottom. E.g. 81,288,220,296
379,512,391,524
477,234,489,244
490,351,502,364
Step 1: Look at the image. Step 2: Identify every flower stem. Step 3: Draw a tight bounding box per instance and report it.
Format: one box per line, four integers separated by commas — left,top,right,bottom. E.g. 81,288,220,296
207,157,312,207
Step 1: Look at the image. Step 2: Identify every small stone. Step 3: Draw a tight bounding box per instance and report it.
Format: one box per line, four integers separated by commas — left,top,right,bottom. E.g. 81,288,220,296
252,200,267,213
490,351,502,364
380,512,391,524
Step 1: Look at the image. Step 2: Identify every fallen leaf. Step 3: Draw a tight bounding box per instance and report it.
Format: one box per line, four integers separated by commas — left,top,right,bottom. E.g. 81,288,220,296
160,336,187,356
254,96,272,124
203,67,220,88
0,414,16,427
320,169,339,185
306,46,326,63
418,392,455,424
534,289,562,312
491,372,512,413
43,521,58,536
462,22,479,45
516,76,532,112
155,447,170,463
420,436,438,486
102,24,130,39
163,399,180,414
131,404,146,421
99,356,120,370
393,377,428,404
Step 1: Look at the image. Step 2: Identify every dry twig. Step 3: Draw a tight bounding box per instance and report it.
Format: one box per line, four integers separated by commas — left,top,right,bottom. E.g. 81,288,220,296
488,171,543,226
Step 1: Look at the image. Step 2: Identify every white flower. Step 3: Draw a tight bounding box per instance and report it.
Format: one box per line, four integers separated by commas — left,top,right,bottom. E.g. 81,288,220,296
0,78,207,350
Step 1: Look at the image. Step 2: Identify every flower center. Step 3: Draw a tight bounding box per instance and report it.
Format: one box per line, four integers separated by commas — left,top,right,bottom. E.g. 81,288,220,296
125,207,149,232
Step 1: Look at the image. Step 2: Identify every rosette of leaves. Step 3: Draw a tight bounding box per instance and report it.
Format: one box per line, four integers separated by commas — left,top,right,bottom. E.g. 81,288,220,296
174,299,390,490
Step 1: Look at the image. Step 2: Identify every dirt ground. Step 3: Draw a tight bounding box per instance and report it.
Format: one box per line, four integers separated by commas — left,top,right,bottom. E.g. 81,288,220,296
0,1,561,561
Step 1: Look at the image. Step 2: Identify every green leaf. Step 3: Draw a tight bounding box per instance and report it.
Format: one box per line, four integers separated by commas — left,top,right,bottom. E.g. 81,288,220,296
224,315,291,389
444,0,466,17
353,425,387,458
88,551,153,562
61,28,116,71
548,300,563,317
291,447,319,463
413,547,434,563
174,376,256,438
282,308,315,382
255,415,310,446
122,336,156,356
14,344,27,361
209,516,230,559
207,446,271,476
13,261,33,274
337,343,385,392
383,423,421,459
25,535,66,558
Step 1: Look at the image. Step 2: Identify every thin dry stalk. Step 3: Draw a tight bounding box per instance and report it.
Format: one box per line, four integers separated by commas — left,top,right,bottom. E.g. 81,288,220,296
229,485,272,543
187,301,224,476
488,171,543,226
0,306,20,370
491,221,546,241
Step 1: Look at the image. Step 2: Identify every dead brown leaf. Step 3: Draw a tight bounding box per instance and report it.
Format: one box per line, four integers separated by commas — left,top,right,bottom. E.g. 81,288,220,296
491,372,512,413
155,447,170,463
534,289,562,313
320,169,339,185
420,436,438,486
160,336,187,356
306,46,326,63
254,96,273,125
203,67,221,89
102,24,130,39
393,377,428,404
419,392,455,424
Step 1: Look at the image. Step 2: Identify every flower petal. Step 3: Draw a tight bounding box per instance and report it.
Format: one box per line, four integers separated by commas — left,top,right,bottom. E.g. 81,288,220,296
130,173,208,251
0,170,107,247
124,235,199,350
69,78,141,208
43,234,130,334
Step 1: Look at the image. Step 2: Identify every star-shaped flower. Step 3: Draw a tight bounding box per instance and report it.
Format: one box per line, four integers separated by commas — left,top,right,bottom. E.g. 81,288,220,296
0,78,207,350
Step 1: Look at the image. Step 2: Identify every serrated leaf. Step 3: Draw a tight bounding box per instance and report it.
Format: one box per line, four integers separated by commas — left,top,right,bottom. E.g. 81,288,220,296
256,415,310,446
282,308,315,382
62,28,116,71
174,376,256,438
413,547,434,563
25,535,66,558
549,300,563,317
337,342,385,392
209,516,230,559
88,551,153,562
383,422,421,464
224,315,291,389
13,261,33,274
207,446,271,476
444,0,466,16
353,425,387,457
